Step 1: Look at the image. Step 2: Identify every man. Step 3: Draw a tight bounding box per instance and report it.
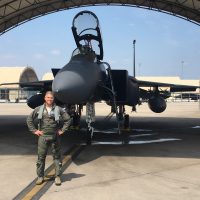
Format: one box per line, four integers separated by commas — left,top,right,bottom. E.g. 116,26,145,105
27,91,71,186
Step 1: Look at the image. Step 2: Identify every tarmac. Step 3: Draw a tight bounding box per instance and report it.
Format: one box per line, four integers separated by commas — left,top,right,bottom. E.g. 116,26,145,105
0,102,200,200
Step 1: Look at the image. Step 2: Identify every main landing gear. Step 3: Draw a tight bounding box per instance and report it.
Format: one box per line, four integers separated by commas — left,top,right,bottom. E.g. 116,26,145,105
116,105,132,144
117,105,130,131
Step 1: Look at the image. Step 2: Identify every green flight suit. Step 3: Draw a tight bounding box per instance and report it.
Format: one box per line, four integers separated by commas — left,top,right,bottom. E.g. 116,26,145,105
27,104,71,177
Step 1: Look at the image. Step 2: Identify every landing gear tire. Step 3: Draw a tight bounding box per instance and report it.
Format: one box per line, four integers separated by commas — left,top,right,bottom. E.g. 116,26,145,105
118,112,124,121
123,114,130,130
86,129,92,145
122,133,129,145
121,114,130,144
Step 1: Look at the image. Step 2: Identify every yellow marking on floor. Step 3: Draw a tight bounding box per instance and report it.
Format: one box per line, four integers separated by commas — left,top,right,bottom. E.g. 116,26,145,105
21,145,81,200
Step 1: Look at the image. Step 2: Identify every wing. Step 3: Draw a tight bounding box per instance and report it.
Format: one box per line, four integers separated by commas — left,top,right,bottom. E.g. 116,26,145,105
0,80,52,91
135,79,199,92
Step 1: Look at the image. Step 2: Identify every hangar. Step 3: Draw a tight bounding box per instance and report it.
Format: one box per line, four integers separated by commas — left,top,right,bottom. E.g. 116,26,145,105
0,66,38,102
0,1,200,102
0,0,200,35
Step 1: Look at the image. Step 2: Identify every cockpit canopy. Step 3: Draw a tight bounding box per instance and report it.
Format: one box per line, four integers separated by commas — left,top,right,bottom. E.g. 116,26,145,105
71,46,97,62
71,11,103,61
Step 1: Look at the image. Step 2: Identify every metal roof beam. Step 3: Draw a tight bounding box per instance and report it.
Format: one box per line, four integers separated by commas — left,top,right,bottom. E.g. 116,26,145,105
0,0,200,35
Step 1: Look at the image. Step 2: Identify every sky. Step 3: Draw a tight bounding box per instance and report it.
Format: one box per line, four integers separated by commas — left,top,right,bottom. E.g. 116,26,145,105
0,6,200,80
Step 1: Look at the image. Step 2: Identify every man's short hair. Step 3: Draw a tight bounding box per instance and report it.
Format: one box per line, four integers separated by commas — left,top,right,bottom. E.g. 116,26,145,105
45,91,54,97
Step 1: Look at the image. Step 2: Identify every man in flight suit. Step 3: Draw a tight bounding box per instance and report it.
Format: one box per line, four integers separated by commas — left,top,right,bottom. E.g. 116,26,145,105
27,91,71,185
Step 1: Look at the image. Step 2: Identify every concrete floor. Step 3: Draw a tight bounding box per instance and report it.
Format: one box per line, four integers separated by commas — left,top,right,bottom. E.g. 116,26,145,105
0,102,200,200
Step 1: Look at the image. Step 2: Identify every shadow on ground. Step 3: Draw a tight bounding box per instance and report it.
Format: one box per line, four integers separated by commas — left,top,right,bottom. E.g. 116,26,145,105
0,115,200,161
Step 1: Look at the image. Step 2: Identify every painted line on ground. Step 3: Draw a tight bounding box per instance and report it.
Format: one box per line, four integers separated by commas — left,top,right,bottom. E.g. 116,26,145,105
13,144,84,200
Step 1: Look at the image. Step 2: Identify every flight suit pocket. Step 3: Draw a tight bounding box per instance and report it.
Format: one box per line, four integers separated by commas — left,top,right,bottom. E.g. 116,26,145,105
44,135,56,142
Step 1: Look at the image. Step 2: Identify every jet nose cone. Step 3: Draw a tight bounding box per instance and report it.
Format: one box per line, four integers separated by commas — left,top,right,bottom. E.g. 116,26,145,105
53,71,85,104
52,58,101,104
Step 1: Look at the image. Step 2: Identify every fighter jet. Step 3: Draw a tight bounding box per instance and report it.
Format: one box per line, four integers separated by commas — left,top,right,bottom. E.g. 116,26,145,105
1,11,199,144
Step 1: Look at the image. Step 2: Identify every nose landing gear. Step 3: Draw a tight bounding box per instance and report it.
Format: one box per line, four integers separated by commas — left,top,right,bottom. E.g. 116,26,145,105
86,102,95,145
67,104,82,130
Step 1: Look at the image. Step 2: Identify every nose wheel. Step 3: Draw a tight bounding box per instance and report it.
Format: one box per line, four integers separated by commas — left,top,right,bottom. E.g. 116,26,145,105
86,102,95,145
67,104,82,130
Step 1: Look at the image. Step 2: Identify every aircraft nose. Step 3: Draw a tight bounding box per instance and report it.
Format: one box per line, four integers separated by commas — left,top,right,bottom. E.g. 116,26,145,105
52,66,100,104
52,70,87,104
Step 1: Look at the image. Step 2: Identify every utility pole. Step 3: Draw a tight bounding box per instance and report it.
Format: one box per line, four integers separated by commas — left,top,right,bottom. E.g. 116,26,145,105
133,40,136,77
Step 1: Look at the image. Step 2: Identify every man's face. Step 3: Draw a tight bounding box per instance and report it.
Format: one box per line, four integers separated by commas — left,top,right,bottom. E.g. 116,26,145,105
44,93,54,106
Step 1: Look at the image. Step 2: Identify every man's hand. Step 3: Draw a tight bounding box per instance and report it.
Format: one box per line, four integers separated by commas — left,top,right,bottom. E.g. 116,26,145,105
34,130,43,136
57,130,64,135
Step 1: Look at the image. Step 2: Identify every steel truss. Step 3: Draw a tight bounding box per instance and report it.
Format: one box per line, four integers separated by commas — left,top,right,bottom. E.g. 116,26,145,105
0,0,200,35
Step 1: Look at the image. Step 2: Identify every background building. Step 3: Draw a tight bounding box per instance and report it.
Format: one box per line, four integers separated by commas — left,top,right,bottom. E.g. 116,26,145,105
42,72,54,81
0,67,38,102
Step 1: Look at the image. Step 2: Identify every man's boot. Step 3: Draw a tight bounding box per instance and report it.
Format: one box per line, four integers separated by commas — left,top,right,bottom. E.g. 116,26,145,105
36,177,44,185
55,176,61,186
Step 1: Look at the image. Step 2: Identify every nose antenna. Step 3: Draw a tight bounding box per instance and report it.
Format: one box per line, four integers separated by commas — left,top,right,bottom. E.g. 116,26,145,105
71,10,104,61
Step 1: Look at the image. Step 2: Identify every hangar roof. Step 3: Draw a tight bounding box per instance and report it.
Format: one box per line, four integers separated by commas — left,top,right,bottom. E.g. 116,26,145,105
0,66,38,88
0,0,200,35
